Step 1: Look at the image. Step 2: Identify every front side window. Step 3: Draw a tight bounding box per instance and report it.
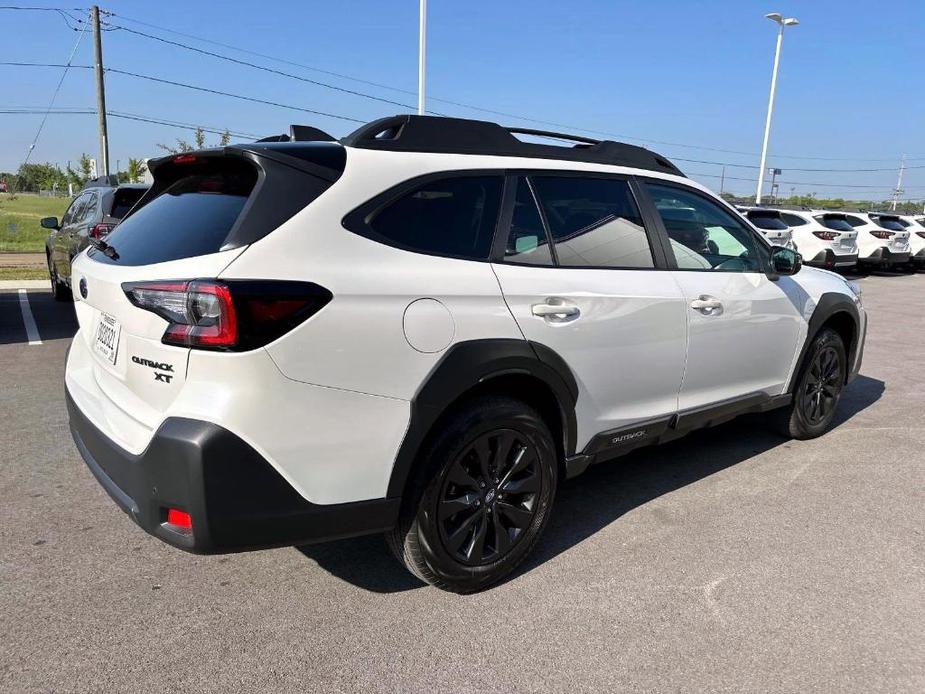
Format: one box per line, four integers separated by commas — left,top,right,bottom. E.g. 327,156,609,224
646,183,763,272
528,176,653,268
61,194,84,226
368,176,503,260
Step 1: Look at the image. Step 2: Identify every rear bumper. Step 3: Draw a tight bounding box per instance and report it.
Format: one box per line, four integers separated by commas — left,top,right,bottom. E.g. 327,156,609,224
66,387,399,553
859,248,911,266
807,249,857,269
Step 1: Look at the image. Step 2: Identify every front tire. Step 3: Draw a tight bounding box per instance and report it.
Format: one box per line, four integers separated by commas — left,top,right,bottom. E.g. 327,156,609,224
775,328,847,439
387,396,558,593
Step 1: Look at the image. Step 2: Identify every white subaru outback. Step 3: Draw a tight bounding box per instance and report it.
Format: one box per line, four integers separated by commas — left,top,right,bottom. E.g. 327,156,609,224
65,115,867,592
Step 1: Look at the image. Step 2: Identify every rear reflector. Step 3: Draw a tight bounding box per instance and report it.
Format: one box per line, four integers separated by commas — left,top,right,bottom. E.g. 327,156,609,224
123,279,332,351
166,508,192,529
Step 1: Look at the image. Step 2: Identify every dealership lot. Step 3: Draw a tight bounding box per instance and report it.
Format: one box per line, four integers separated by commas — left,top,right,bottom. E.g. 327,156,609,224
1,274,923,692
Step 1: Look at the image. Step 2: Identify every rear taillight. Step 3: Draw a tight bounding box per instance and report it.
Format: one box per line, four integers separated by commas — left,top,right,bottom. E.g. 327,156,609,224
122,279,332,351
870,230,895,240
90,223,115,239
812,231,838,241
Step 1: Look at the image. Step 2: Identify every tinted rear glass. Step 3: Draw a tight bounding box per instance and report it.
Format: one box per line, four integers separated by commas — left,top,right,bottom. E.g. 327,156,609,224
780,212,808,226
109,188,147,219
844,215,867,227
875,218,905,231
92,162,256,266
746,213,788,230
817,216,854,231
367,176,503,259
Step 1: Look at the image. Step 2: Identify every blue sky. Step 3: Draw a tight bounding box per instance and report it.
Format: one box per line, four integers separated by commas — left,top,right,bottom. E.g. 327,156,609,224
2,0,923,200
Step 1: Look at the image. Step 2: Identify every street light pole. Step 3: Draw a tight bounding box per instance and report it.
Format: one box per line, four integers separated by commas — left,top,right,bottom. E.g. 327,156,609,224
418,0,427,115
755,13,798,205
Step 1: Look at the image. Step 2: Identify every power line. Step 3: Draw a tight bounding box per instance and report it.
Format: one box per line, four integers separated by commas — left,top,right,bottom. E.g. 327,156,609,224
103,23,424,113
104,66,367,123
21,12,88,167
99,10,925,164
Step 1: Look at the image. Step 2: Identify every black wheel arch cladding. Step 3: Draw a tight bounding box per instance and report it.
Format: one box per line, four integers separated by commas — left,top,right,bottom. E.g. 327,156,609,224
787,291,861,393
386,339,578,499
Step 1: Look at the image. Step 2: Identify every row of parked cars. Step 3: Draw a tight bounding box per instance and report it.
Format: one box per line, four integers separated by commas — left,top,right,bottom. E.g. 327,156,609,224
739,206,925,273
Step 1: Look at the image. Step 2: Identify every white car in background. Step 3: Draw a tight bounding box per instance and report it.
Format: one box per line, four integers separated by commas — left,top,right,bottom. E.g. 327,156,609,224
839,212,911,269
898,215,925,271
777,209,858,270
737,207,796,250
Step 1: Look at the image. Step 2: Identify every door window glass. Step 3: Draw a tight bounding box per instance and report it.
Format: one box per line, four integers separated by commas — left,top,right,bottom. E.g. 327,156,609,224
646,183,763,272
529,176,653,268
504,178,553,265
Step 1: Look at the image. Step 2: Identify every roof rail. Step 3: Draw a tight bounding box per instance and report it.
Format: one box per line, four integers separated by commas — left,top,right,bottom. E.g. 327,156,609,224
340,115,685,176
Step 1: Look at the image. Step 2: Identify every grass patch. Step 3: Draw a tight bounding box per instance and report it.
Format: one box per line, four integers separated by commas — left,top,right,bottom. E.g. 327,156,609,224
0,193,70,253
0,267,48,280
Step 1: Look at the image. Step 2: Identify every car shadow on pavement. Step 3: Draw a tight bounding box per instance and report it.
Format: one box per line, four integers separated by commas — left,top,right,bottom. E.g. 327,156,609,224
296,374,885,594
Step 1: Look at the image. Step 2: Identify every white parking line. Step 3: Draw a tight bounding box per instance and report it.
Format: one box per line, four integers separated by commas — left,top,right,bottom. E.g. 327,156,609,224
18,290,43,345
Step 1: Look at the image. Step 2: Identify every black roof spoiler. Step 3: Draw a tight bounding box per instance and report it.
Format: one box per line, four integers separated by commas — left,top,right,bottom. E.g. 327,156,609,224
256,124,337,143
339,115,685,176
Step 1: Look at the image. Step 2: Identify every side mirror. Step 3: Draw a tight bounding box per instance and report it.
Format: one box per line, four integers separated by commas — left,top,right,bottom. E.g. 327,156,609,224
40,216,60,230
769,246,802,277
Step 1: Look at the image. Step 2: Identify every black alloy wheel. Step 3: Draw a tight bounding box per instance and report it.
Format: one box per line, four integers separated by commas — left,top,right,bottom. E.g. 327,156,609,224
800,345,843,425
437,429,541,566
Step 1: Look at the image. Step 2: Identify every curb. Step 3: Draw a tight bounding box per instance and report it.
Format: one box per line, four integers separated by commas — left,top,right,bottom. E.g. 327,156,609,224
0,280,51,290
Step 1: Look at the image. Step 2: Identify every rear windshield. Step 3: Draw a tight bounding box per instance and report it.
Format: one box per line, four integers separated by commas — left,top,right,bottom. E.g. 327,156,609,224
844,215,867,228
109,187,148,219
746,212,788,230
92,161,256,266
875,218,905,231
816,216,854,232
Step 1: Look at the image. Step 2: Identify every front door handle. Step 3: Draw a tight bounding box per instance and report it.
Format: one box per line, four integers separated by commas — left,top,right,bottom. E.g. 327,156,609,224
690,295,723,316
532,300,580,322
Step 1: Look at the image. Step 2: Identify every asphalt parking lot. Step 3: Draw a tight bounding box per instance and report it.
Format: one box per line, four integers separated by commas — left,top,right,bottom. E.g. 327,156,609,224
1,273,923,693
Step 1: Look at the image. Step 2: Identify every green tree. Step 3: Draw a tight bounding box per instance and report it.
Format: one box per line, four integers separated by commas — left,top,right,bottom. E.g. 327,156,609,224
125,158,147,183
157,127,232,154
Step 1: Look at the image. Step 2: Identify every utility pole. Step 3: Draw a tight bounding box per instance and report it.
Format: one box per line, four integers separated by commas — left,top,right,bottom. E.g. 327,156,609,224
719,166,725,195
890,154,905,211
418,0,426,115
91,6,110,177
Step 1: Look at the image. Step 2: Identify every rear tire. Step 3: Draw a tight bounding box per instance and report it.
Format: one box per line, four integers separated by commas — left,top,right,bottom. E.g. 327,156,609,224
774,328,846,439
387,395,558,593
48,255,71,302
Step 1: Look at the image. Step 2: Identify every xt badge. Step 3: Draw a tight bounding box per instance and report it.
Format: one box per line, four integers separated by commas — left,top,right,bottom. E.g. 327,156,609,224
132,355,175,384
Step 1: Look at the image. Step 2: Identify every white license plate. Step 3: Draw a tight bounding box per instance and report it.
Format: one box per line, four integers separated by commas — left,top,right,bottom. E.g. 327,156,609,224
93,312,122,365
840,239,854,249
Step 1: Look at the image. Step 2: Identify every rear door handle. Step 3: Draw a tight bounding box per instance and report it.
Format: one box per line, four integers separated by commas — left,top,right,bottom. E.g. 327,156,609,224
690,295,723,315
532,300,580,322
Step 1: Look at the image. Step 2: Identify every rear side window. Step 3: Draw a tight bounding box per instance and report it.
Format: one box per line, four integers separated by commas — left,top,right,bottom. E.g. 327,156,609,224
365,176,503,260
746,212,788,230
95,160,257,266
109,188,147,219
780,212,808,226
529,176,653,268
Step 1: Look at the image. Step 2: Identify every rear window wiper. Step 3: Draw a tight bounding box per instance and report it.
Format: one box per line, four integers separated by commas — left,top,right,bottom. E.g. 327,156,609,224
88,237,119,260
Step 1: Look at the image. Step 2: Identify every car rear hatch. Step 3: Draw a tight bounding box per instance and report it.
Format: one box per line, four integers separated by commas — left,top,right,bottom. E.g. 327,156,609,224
745,209,793,246
67,143,345,450
814,213,858,253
